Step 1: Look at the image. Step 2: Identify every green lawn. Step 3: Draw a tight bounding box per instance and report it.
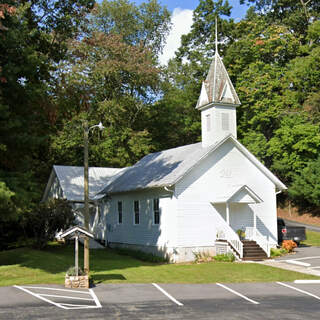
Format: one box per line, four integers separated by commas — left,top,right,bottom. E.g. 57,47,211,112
1,242,319,287
302,230,320,247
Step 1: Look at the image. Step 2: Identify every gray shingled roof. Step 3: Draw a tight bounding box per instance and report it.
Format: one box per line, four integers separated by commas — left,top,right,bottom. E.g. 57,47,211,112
53,165,124,201
99,142,214,194
196,53,241,109
98,135,286,195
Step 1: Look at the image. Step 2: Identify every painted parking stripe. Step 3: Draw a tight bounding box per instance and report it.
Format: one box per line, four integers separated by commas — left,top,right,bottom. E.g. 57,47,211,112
21,286,92,294
294,280,320,284
277,282,320,300
14,286,68,309
89,288,102,308
152,283,183,306
285,260,311,267
14,285,102,310
38,293,94,301
216,283,259,305
290,256,320,261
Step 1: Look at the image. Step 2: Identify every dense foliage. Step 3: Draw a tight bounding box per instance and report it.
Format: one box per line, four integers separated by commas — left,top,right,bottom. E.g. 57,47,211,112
1,0,320,249
25,199,75,249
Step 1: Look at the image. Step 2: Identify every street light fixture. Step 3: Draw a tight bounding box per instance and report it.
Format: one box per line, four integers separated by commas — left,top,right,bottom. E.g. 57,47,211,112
83,120,105,274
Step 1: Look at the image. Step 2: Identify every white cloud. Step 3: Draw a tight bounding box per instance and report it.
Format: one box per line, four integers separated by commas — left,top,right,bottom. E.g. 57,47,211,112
159,8,193,65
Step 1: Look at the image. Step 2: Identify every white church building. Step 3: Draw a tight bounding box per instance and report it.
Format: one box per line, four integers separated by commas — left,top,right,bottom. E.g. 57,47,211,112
43,49,286,262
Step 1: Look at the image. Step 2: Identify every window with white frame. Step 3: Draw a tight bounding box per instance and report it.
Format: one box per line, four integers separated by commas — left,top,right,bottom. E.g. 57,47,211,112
134,200,139,225
221,113,230,131
118,201,122,224
206,114,211,131
153,198,160,224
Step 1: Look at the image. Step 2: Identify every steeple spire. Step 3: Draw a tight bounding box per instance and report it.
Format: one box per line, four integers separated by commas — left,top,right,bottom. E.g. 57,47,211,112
196,18,241,148
196,18,240,110
215,16,218,56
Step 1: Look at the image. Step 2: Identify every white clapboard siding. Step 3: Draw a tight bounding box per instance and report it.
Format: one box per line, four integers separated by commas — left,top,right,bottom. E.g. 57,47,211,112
103,189,177,248
175,139,278,247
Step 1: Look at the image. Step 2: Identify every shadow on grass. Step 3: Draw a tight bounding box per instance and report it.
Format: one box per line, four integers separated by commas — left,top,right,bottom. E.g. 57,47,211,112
92,273,127,284
0,242,158,275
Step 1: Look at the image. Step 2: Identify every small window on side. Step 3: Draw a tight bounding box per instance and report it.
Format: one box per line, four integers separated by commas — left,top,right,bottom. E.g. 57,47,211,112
221,113,229,131
118,201,122,224
153,198,160,225
134,200,139,225
206,114,211,131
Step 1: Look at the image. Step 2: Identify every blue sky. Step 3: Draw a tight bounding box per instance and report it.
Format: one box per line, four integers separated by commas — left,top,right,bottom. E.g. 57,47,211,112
129,0,249,20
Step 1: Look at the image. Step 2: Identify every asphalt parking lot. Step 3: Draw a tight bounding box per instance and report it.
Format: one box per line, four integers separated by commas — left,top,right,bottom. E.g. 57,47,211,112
1,281,320,320
273,245,320,276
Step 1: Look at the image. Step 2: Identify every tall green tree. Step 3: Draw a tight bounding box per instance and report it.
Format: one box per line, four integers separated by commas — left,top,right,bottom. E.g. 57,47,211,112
0,1,94,233
241,0,320,41
49,0,171,167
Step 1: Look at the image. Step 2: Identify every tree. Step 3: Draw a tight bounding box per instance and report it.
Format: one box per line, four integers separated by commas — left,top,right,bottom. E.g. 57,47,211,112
289,156,320,215
92,0,171,56
26,199,75,249
240,0,320,41
0,1,95,249
49,0,171,167
267,116,320,184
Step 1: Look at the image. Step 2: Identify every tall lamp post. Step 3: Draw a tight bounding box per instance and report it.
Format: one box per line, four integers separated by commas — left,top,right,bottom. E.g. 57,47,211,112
83,120,105,274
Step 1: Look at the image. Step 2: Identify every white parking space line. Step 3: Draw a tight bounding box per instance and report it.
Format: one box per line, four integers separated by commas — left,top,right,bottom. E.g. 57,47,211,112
285,260,311,267
21,286,92,294
294,280,320,284
14,285,102,310
152,283,183,306
14,286,68,310
277,282,320,300
290,256,320,261
39,293,94,301
90,288,102,308
216,283,259,305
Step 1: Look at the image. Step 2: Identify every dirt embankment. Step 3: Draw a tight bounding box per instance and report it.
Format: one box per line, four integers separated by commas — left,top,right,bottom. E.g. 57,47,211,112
277,207,320,227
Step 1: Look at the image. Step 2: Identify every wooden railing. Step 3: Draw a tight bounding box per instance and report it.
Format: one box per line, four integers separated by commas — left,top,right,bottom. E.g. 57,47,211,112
216,225,243,259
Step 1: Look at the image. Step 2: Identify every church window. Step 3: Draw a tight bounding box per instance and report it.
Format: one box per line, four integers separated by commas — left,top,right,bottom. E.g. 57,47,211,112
221,113,229,131
206,114,211,131
153,198,160,225
118,201,122,224
133,200,140,225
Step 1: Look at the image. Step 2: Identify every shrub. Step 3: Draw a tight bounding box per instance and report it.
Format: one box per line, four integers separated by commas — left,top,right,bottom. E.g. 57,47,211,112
282,240,297,252
213,252,235,262
270,247,288,257
66,266,85,276
193,251,213,263
25,199,75,249
236,229,246,240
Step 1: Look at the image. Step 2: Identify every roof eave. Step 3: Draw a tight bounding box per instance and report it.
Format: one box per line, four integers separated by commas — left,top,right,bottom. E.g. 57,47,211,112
196,101,241,111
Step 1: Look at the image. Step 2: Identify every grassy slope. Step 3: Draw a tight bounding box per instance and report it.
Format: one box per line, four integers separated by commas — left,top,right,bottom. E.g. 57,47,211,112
302,230,320,247
0,243,319,287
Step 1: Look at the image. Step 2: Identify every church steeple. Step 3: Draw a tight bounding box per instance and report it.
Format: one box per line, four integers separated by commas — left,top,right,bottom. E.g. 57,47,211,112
196,18,241,148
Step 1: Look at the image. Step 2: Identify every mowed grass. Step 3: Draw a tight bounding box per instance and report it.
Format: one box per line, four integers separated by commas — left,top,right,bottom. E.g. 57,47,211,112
0,242,319,287
302,230,320,247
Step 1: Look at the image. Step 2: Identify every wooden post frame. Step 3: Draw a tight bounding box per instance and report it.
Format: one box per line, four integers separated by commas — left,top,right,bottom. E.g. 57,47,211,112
60,226,94,287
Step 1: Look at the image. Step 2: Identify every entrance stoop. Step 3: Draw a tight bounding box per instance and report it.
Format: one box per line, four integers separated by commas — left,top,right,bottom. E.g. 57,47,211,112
242,240,268,261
